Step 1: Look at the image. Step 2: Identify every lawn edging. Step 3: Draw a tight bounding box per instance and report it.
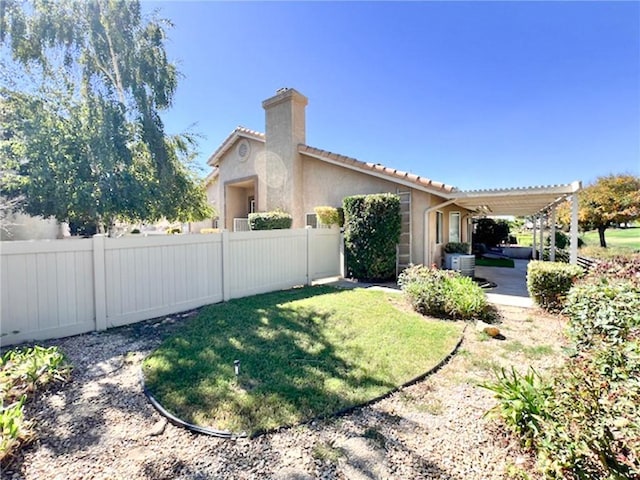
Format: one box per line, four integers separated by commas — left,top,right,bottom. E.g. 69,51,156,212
139,324,467,439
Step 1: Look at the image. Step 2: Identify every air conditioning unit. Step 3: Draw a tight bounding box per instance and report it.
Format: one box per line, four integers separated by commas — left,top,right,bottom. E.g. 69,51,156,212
451,254,475,278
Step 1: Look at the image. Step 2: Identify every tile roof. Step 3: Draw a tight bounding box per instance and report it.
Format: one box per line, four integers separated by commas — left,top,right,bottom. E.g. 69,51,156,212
207,126,265,166
298,144,457,194
206,126,457,195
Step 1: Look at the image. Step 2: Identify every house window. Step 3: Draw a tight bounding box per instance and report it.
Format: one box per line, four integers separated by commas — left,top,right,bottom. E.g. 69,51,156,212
436,211,443,244
305,213,331,229
449,212,461,243
305,213,318,228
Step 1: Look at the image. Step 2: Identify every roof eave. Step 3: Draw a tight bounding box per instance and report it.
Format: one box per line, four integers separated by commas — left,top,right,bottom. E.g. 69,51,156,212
298,145,457,198
207,127,266,167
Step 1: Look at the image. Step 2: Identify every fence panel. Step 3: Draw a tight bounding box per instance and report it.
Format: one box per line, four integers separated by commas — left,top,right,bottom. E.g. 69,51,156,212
309,228,342,280
104,235,224,327
0,240,95,346
1,229,342,346
226,229,309,299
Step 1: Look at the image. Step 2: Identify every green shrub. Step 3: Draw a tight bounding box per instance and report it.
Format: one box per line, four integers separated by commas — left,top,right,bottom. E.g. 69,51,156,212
526,261,583,312
542,247,569,263
485,272,640,479
564,279,640,350
343,193,401,281
587,256,640,284
0,396,31,464
166,227,181,234
0,346,71,464
248,209,293,230
444,242,470,254
313,206,340,227
481,367,553,447
398,264,488,320
545,230,570,249
538,330,640,479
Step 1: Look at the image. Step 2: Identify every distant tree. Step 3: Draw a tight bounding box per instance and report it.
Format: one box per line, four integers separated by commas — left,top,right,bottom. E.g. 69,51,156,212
473,218,510,248
557,174,640,248
0,0,212,234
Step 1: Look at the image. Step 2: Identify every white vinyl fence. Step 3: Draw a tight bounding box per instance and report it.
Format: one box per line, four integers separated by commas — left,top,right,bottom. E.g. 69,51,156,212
0,228,341,347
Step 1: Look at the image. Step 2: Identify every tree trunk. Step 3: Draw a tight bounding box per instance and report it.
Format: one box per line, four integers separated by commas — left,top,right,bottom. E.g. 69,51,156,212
598,225,607,248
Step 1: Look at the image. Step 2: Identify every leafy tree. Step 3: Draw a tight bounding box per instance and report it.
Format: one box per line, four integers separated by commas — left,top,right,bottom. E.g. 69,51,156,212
0,0,212,234
557,174,640,248
473,218,510,248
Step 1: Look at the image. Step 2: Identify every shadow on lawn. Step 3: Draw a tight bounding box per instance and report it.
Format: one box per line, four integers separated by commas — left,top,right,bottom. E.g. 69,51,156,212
144,286,400,435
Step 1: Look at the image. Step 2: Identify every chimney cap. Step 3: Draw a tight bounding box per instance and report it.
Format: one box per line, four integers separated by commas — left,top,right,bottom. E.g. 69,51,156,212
263,88,308,109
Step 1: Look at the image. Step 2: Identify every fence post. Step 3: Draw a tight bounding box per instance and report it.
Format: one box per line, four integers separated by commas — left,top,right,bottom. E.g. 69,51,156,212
93,234,107,331
306,226,312,285
221,229,231,301
339,231,345,278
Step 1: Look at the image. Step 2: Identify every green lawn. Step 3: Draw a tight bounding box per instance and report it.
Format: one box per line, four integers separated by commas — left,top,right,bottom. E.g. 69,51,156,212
581,227,640,251
515,228,639,252
143,286,462,435
476,257,515,268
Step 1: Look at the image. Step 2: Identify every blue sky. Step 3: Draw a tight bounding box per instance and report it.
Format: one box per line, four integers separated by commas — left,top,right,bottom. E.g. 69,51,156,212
145,1,639,190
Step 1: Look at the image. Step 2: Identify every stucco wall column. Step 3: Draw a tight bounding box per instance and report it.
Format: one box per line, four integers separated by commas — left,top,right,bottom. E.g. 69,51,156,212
262,88,308,227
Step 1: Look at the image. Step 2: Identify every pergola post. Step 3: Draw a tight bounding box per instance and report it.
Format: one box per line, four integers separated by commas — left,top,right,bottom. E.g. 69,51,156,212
531,215,537,260
531,215,538,260
539,214,544,261
570,192,579,264
550,208,556,262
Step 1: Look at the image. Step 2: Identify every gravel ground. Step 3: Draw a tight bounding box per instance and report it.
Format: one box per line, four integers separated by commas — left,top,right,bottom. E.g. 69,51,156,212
4,298,567,480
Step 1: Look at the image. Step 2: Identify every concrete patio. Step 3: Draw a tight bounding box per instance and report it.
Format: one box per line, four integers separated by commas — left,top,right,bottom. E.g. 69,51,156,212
475,259,533,308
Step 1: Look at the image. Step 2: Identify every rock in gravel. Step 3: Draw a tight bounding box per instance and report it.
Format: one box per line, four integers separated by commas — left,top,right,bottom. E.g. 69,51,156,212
476,320,501,338
147,418,167,436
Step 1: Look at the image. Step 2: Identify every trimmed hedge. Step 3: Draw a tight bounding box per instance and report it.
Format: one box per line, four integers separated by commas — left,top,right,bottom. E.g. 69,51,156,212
444,242,470,254
248,210,292,230
313,206,340,227
343,193,401,281
526,261,583,311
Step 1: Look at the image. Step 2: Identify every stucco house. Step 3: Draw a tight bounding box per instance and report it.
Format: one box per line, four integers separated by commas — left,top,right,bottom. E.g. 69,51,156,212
199,88,582,268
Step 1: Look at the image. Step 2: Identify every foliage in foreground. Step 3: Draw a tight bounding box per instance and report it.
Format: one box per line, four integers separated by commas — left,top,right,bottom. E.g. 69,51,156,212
481,367,552,448
483,260,640,479
0,345,71,466
398,264,489,320
143,286,461,435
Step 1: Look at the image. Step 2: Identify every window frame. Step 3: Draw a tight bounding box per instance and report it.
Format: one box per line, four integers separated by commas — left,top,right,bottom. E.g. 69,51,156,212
436,211,444,244
449,211,461,243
